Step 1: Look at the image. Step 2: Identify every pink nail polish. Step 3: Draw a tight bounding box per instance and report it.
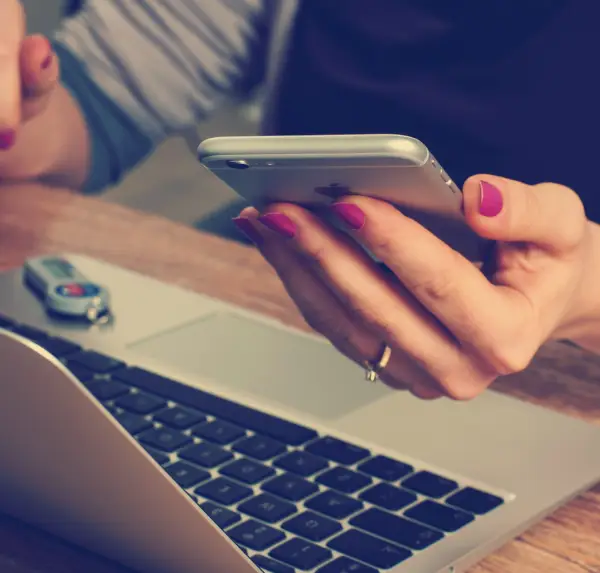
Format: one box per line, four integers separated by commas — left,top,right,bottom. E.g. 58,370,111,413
479,181,503,217
257,213,296,239
232,217,262,245
0,130,16,151
329,202,365,230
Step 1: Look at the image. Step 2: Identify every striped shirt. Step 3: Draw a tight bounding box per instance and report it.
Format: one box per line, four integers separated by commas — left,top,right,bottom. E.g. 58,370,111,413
54,0,294,192
54,1,600,224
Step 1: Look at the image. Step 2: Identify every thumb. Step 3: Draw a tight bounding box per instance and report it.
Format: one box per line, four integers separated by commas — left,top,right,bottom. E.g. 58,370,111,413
0,0,25,133
20,35,59,122
463,175,587,254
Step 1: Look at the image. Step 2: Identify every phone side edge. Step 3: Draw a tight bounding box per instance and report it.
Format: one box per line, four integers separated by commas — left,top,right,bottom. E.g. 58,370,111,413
197,134,430,165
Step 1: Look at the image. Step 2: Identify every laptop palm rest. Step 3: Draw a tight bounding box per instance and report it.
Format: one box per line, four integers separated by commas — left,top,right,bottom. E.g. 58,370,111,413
127,312,392,422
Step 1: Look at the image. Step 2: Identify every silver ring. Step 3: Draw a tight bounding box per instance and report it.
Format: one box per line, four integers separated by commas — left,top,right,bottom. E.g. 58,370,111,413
364,344,392,383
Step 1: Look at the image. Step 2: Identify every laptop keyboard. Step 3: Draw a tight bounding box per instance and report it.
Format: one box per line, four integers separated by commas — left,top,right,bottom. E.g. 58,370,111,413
0,315,505,572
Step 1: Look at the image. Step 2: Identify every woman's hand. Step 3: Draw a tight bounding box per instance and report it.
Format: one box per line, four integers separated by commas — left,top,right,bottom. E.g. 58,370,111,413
0,0,59,150
0,0,89,189
234,176,593,400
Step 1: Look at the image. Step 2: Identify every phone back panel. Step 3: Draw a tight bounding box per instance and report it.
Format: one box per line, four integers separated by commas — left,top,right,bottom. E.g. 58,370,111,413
198,135,489,261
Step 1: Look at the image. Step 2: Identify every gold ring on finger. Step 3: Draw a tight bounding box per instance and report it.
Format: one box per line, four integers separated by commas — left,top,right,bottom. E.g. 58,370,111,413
364,343,392,383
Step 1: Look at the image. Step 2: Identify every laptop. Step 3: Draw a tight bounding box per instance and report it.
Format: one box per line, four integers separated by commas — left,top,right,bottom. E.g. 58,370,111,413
1,253,600,573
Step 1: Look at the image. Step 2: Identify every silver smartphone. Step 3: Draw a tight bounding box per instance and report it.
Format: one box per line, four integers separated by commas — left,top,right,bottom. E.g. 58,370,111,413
197,134,488,261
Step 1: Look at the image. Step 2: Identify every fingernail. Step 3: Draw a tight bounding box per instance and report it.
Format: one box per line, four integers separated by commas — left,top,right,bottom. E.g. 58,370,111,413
479,181,503,217
329,202,365,230
41,37,53,70
257,213,296,239
41,53,53,70
0,130,16,151
232,217,262,245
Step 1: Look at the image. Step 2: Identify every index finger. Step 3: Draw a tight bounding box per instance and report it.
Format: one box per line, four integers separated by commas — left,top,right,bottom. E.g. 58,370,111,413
0,0,25,131
328,196,525,347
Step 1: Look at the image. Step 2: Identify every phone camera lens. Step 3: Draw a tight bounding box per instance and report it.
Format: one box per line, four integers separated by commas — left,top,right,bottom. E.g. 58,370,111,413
226,160,250,170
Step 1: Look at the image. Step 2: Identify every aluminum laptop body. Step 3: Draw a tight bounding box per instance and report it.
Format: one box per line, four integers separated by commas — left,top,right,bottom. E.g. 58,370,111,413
1,254,599,573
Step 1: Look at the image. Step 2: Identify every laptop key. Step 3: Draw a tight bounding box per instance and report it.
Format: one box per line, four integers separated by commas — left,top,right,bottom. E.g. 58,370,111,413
68,350,123,373
402,471,458,498
200,502,242,529
195,477,253,505
11,324,48,341
350,508,443,550
282,511,342,542
164,461,211,488
359,483,417,511
115,392,167,415
327,529,412,569
85,379,131,401
179,442,233,468
137,427,192,452
405,500,474,532
144,448,170,466
251,555,295,573
228,519,285,550
64,362,95,382
233,434,287,461
358,455,413,481
220,458,275,485
36,337,81,357
316,467,372,494
112,367,318,445
317,556,377,573
305,491,363,520
238,493,296,523
446,487,504,515
274,451,328,477
153,406,206,429
262,473,319,502
305,437,370,465
270,537,332,570
112,410,153,434
192,419,246,445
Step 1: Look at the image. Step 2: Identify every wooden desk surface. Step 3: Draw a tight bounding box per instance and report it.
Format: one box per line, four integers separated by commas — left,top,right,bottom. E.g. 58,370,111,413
1,184,599,573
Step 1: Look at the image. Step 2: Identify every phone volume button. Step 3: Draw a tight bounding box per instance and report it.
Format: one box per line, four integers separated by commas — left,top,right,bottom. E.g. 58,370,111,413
440,169,458,193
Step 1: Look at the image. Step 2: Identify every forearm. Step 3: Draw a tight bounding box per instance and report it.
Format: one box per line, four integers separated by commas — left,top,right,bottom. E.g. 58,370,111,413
558,221,600,353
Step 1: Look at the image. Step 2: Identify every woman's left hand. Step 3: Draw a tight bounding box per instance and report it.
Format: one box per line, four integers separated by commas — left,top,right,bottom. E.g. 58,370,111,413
233,175,592,400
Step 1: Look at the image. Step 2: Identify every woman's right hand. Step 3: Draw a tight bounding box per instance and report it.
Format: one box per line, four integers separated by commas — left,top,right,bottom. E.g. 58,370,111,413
0,0,62,179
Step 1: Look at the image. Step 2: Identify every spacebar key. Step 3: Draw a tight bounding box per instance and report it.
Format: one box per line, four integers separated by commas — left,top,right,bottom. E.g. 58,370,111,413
112,366,317,446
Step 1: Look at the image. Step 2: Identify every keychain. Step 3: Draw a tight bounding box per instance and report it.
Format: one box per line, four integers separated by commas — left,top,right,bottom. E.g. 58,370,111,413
23,255,112,324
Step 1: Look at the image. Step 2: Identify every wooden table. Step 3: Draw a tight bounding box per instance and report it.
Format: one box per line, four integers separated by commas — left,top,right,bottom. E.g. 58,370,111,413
1,183,600,573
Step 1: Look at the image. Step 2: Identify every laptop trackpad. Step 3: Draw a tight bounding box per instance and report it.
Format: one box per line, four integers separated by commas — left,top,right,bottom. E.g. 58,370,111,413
128,312,391,421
